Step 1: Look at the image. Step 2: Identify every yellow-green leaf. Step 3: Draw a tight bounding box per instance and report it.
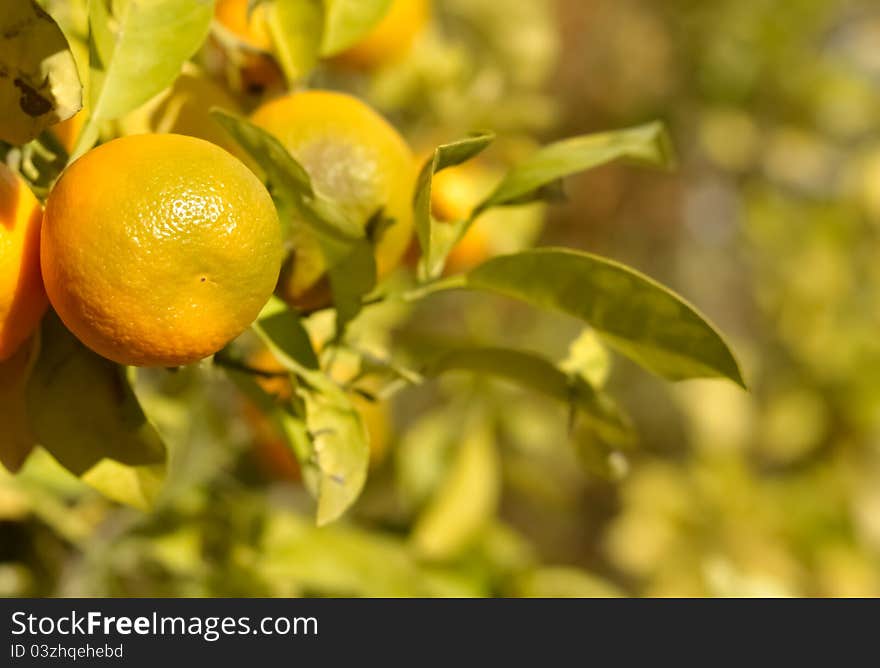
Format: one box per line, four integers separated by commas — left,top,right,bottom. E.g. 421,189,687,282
255,297,320,371
0,0,82,145
411,418,500,560
213,109,377,331
463,248,746,387
87,0,213,124
24,312,167,509
476,122,674,213
561,328,612,389
303,391,370,526
249,303,371,525
268,0,324,83
427,346,631,444
413,132,495,280
320,0,393,56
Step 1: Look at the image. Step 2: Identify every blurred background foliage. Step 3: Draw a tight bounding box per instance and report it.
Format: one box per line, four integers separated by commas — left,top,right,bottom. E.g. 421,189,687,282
3,0,880,597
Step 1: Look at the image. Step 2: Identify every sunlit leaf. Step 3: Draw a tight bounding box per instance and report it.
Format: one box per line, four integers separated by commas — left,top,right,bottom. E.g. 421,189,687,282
561,328,612,389
268,0,324,83
86,0,213,135
475,122,674,213
24,312,166,510
320,0,393,56
254,297,320,371
303,390,369,526
249,303,371,525
461,248,745,387
80,458,164,510
0,0,82,145
0,336,39,472
413,132,495,280
426,346,631,444
411,417,500,560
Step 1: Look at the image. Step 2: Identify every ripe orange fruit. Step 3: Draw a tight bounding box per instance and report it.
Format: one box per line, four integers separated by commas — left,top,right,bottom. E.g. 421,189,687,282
214,0,274,51
41,134,282,367
334,0,431,70
250,90,415,309
213,0,283,92
0,164,47,362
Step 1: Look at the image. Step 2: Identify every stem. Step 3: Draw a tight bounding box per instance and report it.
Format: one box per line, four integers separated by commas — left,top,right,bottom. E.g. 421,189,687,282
401,275,467,302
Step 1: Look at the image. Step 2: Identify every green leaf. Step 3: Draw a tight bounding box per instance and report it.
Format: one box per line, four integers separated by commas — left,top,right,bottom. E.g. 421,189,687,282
312,224,376,332
87,0,213,125
302,390,370,526
411,416,500,560
210,108,312,223
561,328,612,389
0,0,83,145
24,312,167,510
462,248,745,387
426,346,631,444
475,122,674,213
394,409,457,510
267,0,324,83
320,0,393,56
212,109,376,331
249,303,371,525
254,297,320,371
413,132,495,280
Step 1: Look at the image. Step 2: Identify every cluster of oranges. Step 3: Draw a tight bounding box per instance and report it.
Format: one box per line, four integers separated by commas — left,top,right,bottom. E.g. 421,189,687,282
5,0,498,370
1,0,503,476
3,86,423,369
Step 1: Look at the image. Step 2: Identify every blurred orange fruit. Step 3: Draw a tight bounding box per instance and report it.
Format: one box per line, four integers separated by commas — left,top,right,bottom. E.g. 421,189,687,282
444,225,492,274
41,134,282,367
214,0,273,50
0,164,47,362
251,90,415,309
243,347,300,481
430,161,494,273
334,0,431,70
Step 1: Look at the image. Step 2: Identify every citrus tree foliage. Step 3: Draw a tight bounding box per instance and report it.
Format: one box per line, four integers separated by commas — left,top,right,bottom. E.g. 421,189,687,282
0,0,742,537
0,0,82,144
